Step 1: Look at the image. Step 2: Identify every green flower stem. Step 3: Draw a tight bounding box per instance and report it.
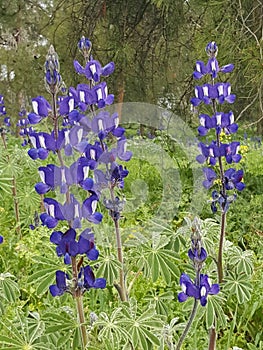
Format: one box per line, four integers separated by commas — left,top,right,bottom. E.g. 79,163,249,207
175,298,198,350
217,210,226,283
72,256,88,349
176,270,200,350
99,137,128,302
113,216,127,302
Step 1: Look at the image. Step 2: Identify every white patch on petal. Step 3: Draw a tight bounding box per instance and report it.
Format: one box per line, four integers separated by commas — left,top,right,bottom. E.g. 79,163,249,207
207,278,212,287
104,84,108,97
227,85,231,95
49,204,55,217
216,113,222,125
61,168,66,183
79,91,85,102
195,87,199,98
202,86,208,96
229,112,234,124
39,170,45,183
200,286,207,297
91,200,97,214
96,88,102,101
69,98,74,112
98,119,104,131
30,135,37,148
200,116,205,126
32,100,39,115
209,148,214,157
123,141,127,154
89,64,96,75
64,130,70,145
90,149,96,160
77,128,83,143
114,116,119,127
83,166,89,179
217,85,224,96
211,60,216,71
182,283,186,293
196,63,201,72
39,135,46,148
74,204,79,218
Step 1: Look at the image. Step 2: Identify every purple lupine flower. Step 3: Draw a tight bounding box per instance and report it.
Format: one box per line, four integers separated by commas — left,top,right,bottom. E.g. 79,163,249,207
178,273,199,303
210,190,236,213
178,273,219,306
85,59,102,82
49,270,70,296
215,111,238,135
78,229,99,260
196,141,221,166
92,82,114,108
110,163,129,189
28,96,51,124
199,274,220,306
78,36,92,51
198,114,217,136
206,41,218,57
217,82,236,104
113,139,132,162
0,236,3,244
104,196,126,220
78,265,106,291
45,45,61,90
50,228,79,264
193,60,208,79
82,195,103,224
220,142,241,164
224,168,245,191
202,167,217,189
188,247,207,263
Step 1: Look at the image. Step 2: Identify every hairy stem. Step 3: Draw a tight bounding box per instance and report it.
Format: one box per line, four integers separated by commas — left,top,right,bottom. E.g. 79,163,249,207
217,211,226,283
113,217,127,301
175,299,198,350
208,327,217,350
176,270,200,350
72,256,88,349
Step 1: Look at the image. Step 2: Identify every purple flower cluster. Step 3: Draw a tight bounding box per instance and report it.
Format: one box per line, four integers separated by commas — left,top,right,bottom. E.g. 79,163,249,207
192,41,245,213
178,219,219,306
0,95,10,130
16,37,132,297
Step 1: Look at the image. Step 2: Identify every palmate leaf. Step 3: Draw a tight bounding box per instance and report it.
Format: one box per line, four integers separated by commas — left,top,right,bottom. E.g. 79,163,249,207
129,232,180,284
205,293,227,329
144,290,174,315
94,309,131,349
43,310,81,349
117,299,164,350
95,250,122,285
28,255,64,296
0,311,49,350
0,272,20,302
224,271,253,304
227,246,254,276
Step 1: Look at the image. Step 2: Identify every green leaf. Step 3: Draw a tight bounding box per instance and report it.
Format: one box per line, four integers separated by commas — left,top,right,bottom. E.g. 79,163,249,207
224,272,252,304
206,298,214,329
0,273,20,303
